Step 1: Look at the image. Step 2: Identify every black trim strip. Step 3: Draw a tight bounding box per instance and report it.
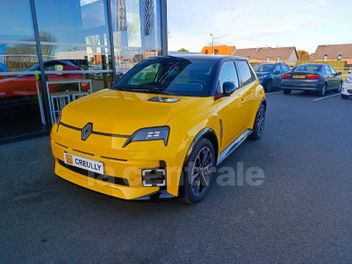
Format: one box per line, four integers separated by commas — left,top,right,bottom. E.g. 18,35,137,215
100,156,128,162
55,142,68,149
60,122,130,138
58,159,129,186
73,149,94,156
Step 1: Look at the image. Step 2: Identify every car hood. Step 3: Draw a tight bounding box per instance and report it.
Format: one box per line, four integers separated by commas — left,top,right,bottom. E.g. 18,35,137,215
60,89,202,135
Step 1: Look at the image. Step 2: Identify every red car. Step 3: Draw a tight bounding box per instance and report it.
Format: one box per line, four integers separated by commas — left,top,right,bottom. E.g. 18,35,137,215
0,60,89,99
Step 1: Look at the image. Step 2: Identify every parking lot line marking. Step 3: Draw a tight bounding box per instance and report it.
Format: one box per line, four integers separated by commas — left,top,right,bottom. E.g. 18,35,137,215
266,91,282,95
313,94,340,102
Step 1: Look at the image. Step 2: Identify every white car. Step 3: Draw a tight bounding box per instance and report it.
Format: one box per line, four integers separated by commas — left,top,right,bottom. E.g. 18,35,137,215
342,72,352,99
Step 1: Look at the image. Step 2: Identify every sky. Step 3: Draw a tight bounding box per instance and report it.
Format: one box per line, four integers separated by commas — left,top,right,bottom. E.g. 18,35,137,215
167,0,352,53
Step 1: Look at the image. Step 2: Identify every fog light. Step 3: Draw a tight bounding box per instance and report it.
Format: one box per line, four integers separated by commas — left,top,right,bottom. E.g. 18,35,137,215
142,169,166,187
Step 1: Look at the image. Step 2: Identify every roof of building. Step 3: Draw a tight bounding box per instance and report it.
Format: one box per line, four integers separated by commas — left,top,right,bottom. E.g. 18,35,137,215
311,44,352,60
201,45,236,55
234,47,297,60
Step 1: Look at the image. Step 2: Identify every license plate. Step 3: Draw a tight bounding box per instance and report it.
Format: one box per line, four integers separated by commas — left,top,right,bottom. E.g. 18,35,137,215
64,152,104,175
293,75,305,79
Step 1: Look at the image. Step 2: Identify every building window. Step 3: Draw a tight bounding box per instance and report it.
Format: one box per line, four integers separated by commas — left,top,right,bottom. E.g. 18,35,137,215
111,0,162,74
337,54,342,61
0,0,47,140
324,53,328,61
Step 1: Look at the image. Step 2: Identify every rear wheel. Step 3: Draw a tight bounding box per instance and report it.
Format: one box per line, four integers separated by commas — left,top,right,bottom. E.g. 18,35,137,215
283,89,291,95
180,138,216,204
319,84,327,96
250,103,266,140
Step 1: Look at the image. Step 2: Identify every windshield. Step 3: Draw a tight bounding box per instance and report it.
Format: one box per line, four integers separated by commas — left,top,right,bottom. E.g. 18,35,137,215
293,65,322,72
113,57,216,97
255,64,274,72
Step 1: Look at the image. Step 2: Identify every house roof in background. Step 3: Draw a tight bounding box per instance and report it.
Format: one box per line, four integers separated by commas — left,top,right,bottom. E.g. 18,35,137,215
234,47,297,60
311,44,352,60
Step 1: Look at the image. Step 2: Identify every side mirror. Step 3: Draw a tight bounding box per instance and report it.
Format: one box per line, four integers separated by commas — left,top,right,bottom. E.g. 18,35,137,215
223,81,236,95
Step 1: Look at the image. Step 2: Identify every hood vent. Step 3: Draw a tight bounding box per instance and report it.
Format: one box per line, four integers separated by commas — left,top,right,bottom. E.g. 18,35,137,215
148,97,180,103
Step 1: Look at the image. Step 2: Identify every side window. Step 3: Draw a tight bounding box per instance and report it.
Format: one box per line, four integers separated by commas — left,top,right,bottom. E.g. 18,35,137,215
218,61,239,94
236,60,255,86
324,65,332,75
273,65,281,73
281,65,289,72
330,66,337,75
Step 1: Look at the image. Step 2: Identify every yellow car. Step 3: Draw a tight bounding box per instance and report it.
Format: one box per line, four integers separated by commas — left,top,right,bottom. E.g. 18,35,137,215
51,55,266,204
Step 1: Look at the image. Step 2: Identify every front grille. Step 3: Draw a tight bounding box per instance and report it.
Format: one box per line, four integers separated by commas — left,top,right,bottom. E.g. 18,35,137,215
58,160,129,186
348,89,352,94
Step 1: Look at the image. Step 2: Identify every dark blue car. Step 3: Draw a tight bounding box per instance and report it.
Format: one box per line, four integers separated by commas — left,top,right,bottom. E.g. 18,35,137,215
281,64,343,96
255,63,290,92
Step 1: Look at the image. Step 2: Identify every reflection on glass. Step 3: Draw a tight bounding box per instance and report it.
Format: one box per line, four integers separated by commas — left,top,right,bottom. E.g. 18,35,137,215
111,0,162,74
0,1,47,140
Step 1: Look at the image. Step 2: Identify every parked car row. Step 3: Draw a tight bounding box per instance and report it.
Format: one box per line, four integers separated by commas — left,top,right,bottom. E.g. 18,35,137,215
255,62,345,97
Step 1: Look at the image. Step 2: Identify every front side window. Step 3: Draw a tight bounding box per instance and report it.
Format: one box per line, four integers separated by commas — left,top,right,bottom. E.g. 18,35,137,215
218,61,239,94
236,60,255,86
329,66,337,75
115,58,216,97
324,65,332,75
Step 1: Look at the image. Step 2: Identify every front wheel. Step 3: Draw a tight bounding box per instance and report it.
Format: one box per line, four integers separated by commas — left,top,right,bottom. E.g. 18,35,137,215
180,138,216,204
250,103,266,140
283,89,291,95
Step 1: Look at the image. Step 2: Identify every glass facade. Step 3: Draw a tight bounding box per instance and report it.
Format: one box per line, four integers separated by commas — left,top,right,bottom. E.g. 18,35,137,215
0,0,167,142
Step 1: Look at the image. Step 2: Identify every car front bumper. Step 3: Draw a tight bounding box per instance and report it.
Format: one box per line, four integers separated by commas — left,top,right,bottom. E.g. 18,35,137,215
51,123,185,200
342,83,352,96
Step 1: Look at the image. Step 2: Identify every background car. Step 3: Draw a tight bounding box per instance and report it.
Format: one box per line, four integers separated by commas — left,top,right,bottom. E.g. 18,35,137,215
255,62,290,92
341,72,352,99
0,60,88,99
281,64,343,96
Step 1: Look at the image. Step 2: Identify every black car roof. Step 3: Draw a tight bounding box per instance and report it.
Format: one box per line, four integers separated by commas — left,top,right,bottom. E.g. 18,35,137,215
157,54,248,62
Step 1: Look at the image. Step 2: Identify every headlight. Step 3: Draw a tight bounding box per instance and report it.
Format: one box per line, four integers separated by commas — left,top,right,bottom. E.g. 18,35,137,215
345,77,352,84
123,126,170,147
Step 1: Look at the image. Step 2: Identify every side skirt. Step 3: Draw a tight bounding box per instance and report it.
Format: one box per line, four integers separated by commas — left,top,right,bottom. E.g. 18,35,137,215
217,129,252,166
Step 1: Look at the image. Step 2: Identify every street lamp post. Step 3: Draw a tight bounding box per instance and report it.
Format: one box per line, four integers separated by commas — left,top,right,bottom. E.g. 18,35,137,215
210,33,214,55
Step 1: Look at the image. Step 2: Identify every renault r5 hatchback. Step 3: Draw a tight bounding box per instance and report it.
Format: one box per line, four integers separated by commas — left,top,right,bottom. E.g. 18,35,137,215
50,55,266,204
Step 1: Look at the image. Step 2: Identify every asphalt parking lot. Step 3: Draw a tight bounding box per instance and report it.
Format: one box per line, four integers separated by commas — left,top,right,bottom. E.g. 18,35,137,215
1,91,352,263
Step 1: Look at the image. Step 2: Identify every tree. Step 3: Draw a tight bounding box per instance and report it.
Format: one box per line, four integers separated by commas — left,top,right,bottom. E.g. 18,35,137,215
297,50,310,62
177,48,189,53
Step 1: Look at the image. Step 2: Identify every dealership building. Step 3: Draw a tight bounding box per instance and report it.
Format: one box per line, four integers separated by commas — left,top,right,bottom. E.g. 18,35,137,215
0,0,167,143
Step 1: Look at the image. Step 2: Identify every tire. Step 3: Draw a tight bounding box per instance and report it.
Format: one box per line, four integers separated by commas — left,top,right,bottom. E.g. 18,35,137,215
179,138,216,204
250,103,266,140
283,89,291,95
341,94,349,99
319,84,327,96
335,82,342,93
265,80,273,93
